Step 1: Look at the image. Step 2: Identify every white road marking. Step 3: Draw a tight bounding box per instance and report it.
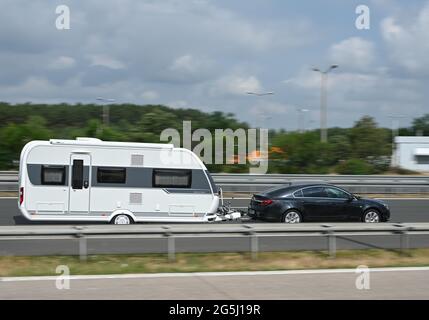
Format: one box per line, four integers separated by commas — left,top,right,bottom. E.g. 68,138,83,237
2,266,429,282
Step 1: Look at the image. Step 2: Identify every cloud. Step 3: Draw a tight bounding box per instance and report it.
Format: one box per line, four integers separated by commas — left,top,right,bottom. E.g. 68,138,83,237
285,66,421,101
381,2,429,74
1,0,429,130
165,54,215,83
141,90,159,100
48,56,76,70
248,101,294,116
213,75,262,96
0,0,310,96
170,54,212,74
283,68,321,90
88,54,126,70
329,37,375,71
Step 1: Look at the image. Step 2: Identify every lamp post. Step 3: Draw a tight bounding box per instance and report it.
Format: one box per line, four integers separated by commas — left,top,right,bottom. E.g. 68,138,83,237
262,115,273,131
297,107,309,133
246,91,274,129
96,97,116,127
312,65,338,143
388,115,407,167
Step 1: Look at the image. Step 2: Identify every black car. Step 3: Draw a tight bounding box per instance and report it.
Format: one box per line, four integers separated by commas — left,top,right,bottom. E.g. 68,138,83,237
247,183,390,223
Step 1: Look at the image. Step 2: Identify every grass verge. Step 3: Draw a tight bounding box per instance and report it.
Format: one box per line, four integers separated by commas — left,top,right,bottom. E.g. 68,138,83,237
1,249,429,277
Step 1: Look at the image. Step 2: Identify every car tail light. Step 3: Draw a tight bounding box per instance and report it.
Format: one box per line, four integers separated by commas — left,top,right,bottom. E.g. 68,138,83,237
260,199,273,206
19,187,24,205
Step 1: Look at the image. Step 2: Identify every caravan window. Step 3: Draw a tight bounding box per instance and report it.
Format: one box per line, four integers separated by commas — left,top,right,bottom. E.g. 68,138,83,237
97,167,126,184
41,166,66,185
153,169,192,188
72,160,84,189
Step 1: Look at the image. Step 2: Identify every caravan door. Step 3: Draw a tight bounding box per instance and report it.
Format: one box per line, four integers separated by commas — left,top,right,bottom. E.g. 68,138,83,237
69,153,91,214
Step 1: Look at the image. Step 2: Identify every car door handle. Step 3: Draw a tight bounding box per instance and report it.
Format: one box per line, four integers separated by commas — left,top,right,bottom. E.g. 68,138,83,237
83,181,89,189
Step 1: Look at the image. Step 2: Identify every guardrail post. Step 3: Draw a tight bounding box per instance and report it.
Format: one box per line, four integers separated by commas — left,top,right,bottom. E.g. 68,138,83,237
328,232,336,258
244,225,258,260
74,226,87,262
163,226,175,262
79,236,87,262
323,225,336,258
394,224,410,255
400,229,410,254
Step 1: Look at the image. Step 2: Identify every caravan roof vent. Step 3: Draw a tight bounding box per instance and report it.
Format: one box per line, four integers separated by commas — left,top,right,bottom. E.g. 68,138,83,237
76,137,102,142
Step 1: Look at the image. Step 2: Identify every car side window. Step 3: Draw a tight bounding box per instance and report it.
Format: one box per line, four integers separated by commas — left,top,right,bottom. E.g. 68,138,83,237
325,187,350,199
302,187,326,198
293,189,304,197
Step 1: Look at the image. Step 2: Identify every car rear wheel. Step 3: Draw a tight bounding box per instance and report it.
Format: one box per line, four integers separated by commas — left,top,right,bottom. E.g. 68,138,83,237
283,210,302,224
363,210,380,223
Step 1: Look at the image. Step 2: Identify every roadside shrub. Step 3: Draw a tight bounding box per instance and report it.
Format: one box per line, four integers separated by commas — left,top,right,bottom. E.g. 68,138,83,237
335,158,375,175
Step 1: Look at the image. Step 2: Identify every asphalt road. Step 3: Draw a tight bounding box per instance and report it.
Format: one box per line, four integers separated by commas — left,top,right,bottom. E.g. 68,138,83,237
1,268,429,299
1,197,429,226
1,197,428,255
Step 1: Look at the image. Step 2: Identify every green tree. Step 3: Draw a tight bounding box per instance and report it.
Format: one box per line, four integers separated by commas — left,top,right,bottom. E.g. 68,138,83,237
349,116,390,159
0,116,53,168
412,114,429,135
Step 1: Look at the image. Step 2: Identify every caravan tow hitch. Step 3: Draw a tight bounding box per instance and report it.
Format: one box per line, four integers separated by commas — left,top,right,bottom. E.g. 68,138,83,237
213,201,242,222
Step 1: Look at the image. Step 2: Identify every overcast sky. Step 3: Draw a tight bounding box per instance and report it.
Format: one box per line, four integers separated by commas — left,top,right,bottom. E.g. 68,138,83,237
1,0,429,130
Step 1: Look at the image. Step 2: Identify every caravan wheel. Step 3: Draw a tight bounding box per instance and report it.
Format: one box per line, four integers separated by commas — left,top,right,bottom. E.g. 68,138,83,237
111,214,133,225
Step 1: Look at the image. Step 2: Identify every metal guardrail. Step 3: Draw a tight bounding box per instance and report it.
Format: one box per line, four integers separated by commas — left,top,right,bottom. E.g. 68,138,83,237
1,223,428,260
213,173,429,194
1,172,429,193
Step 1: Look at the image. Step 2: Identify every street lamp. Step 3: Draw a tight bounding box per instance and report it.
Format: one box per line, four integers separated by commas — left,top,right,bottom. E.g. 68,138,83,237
312,65,338,143
246,91,275,129
261,114,273,130
388,115,407,167
246,91,274,96
296,107,309,133
96,97,116,126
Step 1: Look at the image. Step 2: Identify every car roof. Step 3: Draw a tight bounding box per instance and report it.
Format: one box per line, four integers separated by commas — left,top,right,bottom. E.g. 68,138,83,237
262,183,339,196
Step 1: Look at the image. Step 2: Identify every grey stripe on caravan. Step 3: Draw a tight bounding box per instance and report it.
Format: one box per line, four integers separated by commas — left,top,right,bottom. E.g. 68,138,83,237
26,164,212,191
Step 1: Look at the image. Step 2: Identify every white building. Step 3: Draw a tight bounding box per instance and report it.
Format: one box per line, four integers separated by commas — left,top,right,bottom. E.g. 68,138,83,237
394,136,429,172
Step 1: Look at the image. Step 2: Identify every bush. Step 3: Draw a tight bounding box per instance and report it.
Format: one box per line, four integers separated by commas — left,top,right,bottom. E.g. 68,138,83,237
335,159,375,175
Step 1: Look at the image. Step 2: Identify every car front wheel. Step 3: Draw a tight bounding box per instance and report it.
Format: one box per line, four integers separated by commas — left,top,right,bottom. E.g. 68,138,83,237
363,210,380,223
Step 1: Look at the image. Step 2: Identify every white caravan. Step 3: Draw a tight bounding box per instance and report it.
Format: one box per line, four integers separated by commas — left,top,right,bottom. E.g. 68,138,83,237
18,138,230,224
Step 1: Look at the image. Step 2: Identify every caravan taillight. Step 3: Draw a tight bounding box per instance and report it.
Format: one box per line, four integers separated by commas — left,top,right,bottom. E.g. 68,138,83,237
19,187,24,205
